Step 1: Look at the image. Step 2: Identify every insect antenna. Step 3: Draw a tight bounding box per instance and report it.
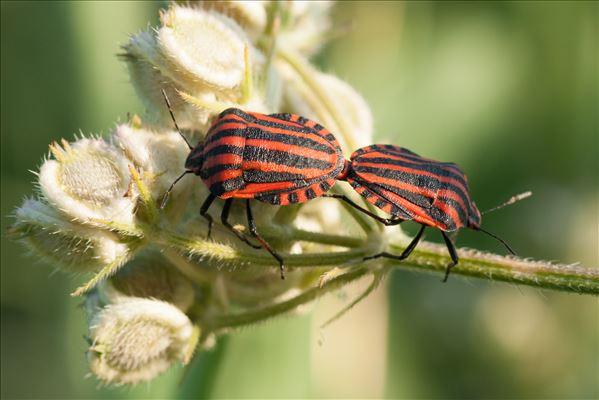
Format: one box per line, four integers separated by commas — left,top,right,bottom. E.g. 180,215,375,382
475,191,530,255
481,191,532,215
160,170,192,209
161,89,193,150
476,227,516,255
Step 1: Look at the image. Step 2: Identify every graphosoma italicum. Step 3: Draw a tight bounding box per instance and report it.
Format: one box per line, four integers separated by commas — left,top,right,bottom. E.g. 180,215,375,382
330,144,519,281
161,92,346,279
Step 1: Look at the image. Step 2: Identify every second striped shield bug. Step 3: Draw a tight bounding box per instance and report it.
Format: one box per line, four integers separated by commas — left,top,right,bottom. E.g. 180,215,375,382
329,144,529,281
161,91,345,279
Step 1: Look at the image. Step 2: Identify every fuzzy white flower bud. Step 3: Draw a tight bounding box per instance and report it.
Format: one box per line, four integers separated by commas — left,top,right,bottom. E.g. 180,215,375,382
39,138,135,226
201,1,268,40
279,67,373,148
122,6,266,132
114,122,191,203
317,72,373,147
12,199,129,272
88,298,196,385
158,6,249,94
98,254,195,313
281,1,334,56
123,31,214,132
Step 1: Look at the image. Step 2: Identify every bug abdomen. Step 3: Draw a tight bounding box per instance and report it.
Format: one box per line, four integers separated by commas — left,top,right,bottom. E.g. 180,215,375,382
347,144,480,231
197,108,344,203
230,119,344,203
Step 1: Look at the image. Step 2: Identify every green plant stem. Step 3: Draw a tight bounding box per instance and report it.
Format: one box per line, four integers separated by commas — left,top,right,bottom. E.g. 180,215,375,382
153,227,599,295
154,229,369,267
261,225,365,248
392,242,599,295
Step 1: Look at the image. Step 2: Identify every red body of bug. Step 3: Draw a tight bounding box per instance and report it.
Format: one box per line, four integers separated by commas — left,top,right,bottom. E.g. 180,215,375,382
165,106,346,279
186,108,345,204
346,144,481,231
331,144,513,281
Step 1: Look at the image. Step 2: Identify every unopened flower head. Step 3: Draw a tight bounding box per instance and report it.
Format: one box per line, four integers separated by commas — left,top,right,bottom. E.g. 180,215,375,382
114,121,192,202
98,254,195,313
11,199,129,272
123,31,215,132
158,6,250,95
201,1,268,40
87,298,196,385
278,65,373,151
39,138,135,226
280,1,334,56
123,5,266,132
317,72,373,147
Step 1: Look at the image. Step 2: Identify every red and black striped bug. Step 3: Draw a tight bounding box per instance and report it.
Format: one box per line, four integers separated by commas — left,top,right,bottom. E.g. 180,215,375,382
328,144,526,281
160,91,345,279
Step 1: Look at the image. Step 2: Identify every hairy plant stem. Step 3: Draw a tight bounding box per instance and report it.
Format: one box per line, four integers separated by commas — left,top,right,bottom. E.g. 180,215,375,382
153,226,599,295
395,242,599,295
260,225,365,248
153,228,371,267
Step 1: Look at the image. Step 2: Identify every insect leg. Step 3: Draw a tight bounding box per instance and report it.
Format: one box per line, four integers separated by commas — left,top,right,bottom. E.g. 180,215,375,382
199,194,216,239
323,194,403,226
245,199,286,279
364,224,426,261
440,231,459,282
220,199,261,249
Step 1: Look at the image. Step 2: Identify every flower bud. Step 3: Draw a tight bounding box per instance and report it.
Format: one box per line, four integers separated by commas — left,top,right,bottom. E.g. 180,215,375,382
201,1,267,41
11,199,129,272
87,298,196,385
280,67,373,148
158,6,249,95
99,253,195,313
39,138,135,226
296,196,342,234
122,6,265,133
114,122,191,204
123,31,214,132
317,73,373,147
281,1,334,56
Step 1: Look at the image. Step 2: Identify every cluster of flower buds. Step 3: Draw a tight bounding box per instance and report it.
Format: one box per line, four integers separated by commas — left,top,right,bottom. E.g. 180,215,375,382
11,1,376,385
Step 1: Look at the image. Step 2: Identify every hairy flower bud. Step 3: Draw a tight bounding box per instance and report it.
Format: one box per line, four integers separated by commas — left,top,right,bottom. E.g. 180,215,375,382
11,199,129,272
158,6,249,94
281,1,334,56
123,31,214,132
122,5,263,133
279,66,373,149
114,122,191,205
87,298,196,385
317,73,373,147
39,138,135,226
98,254,195,313
201,1,268,40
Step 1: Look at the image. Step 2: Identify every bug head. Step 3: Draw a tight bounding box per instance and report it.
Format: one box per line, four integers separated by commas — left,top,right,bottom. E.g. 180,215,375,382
184,141,205,175
467,201,482,230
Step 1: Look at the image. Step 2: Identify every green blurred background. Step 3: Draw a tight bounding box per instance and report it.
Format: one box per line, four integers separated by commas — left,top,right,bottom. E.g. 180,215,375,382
1,1,597,398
